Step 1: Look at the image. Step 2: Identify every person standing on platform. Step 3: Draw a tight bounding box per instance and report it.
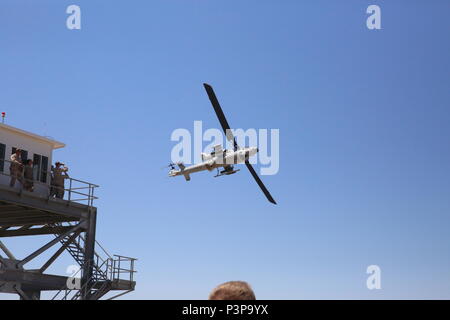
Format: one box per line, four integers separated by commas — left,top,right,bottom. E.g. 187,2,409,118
51,162,69,199
9,149,24,188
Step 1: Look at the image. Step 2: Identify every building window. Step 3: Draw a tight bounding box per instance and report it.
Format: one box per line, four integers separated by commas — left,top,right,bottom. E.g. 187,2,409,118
41,156,48,183
12,147,28,164
0,143,5,172
33,154,41,181
33,153,49,183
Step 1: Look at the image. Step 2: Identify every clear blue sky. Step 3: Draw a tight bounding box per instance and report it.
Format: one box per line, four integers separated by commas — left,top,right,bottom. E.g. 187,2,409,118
1,0,449,299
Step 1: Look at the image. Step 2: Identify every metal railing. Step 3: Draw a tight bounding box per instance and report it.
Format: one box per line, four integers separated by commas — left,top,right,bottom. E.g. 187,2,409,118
1,158,136,300
0,159,99,207
51,255,137,300
112,255,137,283
49,223,136,300
65,177,99,207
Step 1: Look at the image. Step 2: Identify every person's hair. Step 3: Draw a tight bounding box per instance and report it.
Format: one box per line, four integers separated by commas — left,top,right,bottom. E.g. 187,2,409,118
27,159,33,165
208,281,256,300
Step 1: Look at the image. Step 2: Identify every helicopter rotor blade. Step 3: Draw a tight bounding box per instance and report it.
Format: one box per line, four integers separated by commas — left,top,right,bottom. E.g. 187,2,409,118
203,83,239,151
204,83,276,205
245,161,277,205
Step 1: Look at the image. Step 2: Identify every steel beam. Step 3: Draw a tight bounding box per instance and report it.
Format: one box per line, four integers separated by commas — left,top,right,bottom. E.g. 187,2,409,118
0,217,80,229
0,186,93,219
0,269,69,292
81,208,97,300
0,225,74,238
39,230,82,273
17,221,86,268
0,240,15,259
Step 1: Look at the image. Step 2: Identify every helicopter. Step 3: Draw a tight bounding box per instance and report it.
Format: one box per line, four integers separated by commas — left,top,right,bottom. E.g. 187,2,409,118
168,83,276,205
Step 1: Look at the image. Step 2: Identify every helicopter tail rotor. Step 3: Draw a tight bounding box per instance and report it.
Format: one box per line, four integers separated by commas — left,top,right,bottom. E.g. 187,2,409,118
162,163,176,170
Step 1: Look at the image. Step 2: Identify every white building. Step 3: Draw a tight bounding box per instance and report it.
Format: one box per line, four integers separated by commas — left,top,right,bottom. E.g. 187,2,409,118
0,123,65,196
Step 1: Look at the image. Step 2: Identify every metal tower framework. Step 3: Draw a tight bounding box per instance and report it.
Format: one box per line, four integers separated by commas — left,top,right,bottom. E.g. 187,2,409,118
0,169,136,300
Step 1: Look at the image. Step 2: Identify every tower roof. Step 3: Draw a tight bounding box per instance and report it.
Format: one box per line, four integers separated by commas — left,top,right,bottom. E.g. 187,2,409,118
0,123,65,149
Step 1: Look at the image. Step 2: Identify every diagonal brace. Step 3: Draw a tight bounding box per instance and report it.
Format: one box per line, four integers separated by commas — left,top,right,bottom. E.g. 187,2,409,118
0,240,16,260
17,221,86,268
39,229,82,274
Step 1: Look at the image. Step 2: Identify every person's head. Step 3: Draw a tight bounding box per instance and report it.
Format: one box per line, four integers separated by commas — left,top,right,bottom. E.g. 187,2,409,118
27,159,33,166
208,281,256,300
15,149,21,155
55,162,62,167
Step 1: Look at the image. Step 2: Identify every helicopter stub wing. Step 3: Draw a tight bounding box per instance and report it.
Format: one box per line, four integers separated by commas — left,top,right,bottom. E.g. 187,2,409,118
213,144,223,155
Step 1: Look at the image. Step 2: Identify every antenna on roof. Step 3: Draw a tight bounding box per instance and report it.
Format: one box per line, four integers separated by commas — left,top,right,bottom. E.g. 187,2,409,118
1,112,5,124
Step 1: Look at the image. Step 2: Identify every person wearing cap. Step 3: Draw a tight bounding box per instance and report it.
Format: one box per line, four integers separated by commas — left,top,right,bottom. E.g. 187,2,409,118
9,149,24,188
51,162,69,199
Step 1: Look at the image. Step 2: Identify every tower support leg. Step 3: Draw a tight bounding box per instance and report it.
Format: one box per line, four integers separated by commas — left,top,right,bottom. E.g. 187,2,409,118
81,208,97,300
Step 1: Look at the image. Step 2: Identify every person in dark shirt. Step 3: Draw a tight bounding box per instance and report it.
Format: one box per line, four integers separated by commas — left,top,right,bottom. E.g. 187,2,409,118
23,159,34,192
